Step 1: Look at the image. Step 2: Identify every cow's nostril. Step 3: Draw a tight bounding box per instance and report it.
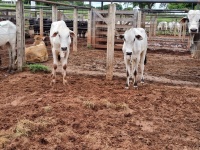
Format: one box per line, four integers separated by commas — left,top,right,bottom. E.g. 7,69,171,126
126,52,132,55
61,47,67,51
190,28,197,33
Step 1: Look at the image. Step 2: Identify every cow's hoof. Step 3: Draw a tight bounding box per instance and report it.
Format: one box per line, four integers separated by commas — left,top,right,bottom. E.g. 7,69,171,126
133,86,138,89
63,80,68,85
125,86,129,90
50,80,56,86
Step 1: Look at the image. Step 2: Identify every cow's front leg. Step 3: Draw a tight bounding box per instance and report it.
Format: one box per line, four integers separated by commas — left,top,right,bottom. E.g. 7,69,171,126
51,49,58,85
12,45,17,70
133,57,140,88
124,55,131,89
61,52,69,85
140,51,147,84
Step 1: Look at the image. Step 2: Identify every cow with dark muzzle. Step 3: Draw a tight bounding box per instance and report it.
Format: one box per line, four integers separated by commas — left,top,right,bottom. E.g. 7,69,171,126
120,28,148,89
50,20,75,85
180,10,200,59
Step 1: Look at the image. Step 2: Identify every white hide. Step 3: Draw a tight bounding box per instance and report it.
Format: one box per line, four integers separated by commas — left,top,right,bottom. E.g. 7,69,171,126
180,10,200,59
168,21,175,32
0,20,16,71
157,21,168,31
122,28,148,89
187,10,200,33
50,20,75,85
175,22,181,33
168,21,181,33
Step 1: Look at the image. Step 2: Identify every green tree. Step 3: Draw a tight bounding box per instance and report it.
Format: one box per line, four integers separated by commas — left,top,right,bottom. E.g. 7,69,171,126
96,3,122,10
167,3,197,10
123,2,156,9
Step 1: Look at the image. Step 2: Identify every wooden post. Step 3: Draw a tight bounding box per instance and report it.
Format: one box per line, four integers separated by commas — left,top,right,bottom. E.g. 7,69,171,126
106,4,116,80
73,7,78,52
16,0,25,71
133,9,138,28
149,16,155,38
40,8,43,36
52,5,57,22
141,12,146,28
153,15,157,36
87,10,92,47
91,9,96,48
137,10,141,28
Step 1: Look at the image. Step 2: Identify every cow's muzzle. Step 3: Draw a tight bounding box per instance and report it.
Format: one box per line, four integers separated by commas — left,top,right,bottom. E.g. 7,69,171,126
61,47,68,51
190,28,198,33
126,52,132,55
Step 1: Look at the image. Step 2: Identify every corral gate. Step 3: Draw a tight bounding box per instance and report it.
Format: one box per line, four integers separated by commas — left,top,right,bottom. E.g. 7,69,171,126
87,8,190,52
87,9,140,50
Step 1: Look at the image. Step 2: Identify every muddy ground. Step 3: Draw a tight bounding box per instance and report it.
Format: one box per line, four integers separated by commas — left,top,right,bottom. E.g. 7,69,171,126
0,37,200,150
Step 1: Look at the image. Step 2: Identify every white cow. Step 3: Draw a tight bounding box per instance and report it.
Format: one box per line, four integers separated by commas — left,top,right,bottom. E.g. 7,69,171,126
50,20,75,85
180,10,200,58
120,28,148,89
0,20,16,71
157,21,168,31
168,21,175,32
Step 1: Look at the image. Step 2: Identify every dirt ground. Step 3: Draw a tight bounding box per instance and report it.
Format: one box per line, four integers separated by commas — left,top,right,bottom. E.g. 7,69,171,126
0,37,200,150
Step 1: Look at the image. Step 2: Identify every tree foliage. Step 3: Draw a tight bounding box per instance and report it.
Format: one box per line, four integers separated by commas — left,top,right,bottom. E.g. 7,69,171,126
167,3,197,10
96,3,123,10
123,2,156,9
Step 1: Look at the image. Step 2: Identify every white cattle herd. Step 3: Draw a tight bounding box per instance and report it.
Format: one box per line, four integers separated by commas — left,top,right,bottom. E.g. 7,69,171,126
157,21,181,33
0,9,200,87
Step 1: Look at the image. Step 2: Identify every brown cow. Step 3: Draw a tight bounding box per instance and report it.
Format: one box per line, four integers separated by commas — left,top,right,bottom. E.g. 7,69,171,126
25,35,48,63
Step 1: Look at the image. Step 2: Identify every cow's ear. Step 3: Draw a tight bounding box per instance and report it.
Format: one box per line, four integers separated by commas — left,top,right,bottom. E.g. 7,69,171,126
69,30,75,38
180,17,189,23
135,35,143,40
117,34,124,40
52,32,58,37
42,36,46,41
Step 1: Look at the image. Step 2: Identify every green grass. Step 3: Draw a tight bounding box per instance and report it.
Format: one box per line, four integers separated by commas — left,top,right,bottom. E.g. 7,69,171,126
27,64,51,73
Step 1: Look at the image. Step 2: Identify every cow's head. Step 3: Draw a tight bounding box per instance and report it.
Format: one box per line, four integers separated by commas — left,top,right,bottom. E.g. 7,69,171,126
119,28,143,55
180,10,200,34
51,28,75,52
33,35,46,46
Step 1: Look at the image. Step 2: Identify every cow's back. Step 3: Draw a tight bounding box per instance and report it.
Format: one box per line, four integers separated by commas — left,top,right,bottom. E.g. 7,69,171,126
0,20,16,46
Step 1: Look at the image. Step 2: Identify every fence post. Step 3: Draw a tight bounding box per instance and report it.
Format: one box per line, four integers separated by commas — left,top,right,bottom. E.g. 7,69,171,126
16,0,25,71
137,10,141,28
91,9,96,48
52,5,57,22
87,10,92,47
40,8,43,36
141,12,146,28
106,4,116,80
73,7,78,52
133,9,138,28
